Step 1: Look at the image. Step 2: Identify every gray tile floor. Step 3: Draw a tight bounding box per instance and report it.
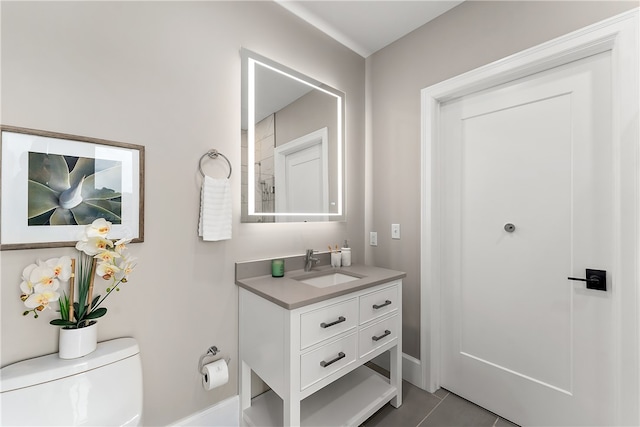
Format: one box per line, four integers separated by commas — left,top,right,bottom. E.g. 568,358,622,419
362,366,520,427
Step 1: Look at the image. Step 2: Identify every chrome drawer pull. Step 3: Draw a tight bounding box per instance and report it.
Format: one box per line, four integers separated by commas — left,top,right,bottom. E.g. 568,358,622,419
320,352,346,368
372,330,391,342
320,316,346,329
372,300,392,310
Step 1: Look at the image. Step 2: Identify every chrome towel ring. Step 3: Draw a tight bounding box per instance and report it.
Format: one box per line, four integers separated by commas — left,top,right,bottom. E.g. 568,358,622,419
199,149,232,179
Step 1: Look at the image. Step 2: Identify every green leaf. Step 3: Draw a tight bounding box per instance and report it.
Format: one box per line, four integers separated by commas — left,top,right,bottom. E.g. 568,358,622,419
82,163,122,200
28,209,56,225
86,199,122,213
50,208,75,225
91,295,101,308
28,153,70,191
68,157,95,189
58,293,70,321
50,319,77,326
28,181,60,218
70,202,122,225
74,301,84,320
85,307,107,320
76,252,93,303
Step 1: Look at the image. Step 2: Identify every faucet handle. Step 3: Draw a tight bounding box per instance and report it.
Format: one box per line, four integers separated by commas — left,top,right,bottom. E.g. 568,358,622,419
304,249,319,272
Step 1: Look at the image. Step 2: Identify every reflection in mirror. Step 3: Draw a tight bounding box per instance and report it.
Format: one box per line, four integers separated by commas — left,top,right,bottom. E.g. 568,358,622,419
241,49,345,223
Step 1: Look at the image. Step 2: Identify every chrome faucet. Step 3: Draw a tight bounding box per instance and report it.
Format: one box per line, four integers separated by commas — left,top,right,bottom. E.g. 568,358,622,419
304,249,319,272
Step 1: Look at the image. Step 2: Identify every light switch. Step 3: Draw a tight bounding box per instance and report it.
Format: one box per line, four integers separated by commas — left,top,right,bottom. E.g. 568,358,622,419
392,224,401,239
370,231,378,246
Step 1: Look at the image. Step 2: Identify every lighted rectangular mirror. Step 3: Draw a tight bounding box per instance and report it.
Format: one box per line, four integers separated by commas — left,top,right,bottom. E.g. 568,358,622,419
241,49,345,223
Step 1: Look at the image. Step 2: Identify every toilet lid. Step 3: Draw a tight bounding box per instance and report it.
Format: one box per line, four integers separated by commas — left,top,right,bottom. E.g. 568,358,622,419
0,337,139,392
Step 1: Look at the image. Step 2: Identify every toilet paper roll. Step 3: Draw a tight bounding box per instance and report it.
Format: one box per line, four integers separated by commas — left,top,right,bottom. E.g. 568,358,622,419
202,359,229,391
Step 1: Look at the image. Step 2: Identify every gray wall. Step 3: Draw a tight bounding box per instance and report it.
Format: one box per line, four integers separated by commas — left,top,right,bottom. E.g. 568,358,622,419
368,0,637,359
0,2,365,425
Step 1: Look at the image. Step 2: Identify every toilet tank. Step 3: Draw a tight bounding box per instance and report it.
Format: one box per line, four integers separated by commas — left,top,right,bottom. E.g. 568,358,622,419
1,337,143,426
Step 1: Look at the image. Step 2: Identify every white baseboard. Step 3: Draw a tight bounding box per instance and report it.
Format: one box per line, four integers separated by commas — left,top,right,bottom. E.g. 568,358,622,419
170,395,239,427
370,352,423,389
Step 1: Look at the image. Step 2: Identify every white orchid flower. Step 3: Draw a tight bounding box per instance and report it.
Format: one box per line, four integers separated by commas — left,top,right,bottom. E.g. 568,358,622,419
21,263,38,282
116,255,137,281
20,263,38,295
85,218,112,238
114,238,132,254
96,261,121,280
28,264,60,290
24,289,60,310
76,236,114,256
94,250,120,264
20,280,34,296
45,256,73,281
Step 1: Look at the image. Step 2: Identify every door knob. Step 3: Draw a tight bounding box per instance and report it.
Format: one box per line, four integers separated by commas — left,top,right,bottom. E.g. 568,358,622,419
568,269,607,291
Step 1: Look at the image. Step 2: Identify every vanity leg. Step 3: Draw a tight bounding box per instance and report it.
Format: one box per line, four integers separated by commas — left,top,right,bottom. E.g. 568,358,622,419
240,361,252,425
389,345,403,408
283,398,301,427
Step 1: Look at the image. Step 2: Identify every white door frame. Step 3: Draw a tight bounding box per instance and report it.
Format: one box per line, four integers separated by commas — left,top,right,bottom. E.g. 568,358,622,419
420,9,639,424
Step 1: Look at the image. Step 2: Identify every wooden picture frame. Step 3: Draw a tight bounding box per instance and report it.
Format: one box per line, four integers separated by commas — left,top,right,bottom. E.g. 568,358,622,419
1,126,144,250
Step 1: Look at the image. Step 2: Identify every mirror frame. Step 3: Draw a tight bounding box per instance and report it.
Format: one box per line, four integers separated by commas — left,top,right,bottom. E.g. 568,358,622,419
241,48,346,221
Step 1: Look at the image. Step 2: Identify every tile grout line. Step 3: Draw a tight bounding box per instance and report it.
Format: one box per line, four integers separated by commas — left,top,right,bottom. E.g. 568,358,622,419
416,390,449,426
431,392,444,401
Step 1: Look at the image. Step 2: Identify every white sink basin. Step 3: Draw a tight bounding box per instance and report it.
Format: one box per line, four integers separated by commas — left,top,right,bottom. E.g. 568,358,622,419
299,272,361,288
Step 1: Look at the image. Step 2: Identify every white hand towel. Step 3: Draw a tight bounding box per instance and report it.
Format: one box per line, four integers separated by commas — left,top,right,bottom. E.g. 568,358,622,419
198,176,232,241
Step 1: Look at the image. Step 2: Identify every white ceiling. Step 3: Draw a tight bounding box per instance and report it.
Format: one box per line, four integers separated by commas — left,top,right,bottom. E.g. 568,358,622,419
276,0,465,58
244,1,465,129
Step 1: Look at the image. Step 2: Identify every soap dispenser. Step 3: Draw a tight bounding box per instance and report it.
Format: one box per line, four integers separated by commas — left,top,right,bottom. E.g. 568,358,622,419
341,240,351,267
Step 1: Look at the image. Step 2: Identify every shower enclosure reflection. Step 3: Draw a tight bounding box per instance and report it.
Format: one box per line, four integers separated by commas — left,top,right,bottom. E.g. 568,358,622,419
240,49,345,223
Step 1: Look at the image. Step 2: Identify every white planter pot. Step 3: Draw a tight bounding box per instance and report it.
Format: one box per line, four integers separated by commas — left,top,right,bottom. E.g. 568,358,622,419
58,322,98,359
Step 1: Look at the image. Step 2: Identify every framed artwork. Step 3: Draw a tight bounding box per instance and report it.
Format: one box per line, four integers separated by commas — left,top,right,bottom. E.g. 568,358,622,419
1,126,145,250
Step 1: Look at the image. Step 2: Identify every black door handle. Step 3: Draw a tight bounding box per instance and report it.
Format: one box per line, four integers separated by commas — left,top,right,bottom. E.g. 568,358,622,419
568,269,606,291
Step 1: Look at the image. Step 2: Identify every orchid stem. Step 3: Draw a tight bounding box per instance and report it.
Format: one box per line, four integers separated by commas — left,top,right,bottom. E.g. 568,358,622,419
84,258,98,327
90,279,123,312
68,258,76,322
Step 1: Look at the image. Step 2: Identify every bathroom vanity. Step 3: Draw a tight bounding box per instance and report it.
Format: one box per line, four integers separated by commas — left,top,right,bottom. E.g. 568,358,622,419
237,259,405,426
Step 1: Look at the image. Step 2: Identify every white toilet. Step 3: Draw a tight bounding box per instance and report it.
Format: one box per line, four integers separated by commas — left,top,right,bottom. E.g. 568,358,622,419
1,337,143,426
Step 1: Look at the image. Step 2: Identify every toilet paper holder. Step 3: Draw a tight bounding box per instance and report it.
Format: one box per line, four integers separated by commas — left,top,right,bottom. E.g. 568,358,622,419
198,346,230,374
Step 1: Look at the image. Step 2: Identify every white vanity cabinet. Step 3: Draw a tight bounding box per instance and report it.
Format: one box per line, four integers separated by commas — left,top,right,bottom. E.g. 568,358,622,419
239,279,403,427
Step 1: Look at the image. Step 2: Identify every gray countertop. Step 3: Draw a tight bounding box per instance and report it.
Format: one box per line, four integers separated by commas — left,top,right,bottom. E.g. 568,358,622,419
235,262,406,310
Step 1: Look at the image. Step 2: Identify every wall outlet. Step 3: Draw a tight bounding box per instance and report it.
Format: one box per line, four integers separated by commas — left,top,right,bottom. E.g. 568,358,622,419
392,223,401,239
370,231,378,246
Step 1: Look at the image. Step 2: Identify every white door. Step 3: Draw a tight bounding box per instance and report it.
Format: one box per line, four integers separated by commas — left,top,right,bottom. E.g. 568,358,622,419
275,128,329,222
440,51,614,426
282,143,323,212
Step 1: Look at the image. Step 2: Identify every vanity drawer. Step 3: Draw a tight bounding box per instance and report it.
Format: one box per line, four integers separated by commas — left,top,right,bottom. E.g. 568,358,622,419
359,283,399,324
300,298,358,349
359,314,398,358
300,333,357,390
